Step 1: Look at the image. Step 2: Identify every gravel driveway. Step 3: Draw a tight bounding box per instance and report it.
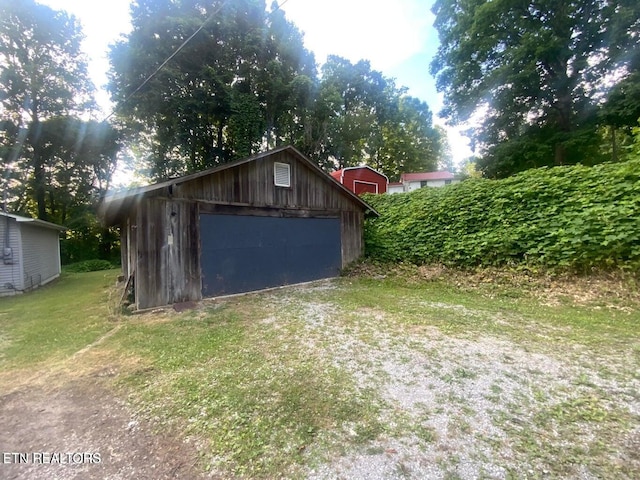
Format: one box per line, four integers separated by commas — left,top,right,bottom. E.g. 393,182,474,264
266,285,640,479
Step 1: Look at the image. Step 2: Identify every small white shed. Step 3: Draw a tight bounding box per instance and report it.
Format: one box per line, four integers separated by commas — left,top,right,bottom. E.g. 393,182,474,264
0,212,65,296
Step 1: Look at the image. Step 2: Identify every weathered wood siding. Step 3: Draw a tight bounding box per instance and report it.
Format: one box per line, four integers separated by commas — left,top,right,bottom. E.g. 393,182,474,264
151,150,365,268
134,198,201,309
167,151,360,212
341,210,364,266
113,148,368,308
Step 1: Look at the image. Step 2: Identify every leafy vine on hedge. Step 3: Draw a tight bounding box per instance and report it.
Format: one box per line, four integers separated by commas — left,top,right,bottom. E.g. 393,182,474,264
363,159,640,273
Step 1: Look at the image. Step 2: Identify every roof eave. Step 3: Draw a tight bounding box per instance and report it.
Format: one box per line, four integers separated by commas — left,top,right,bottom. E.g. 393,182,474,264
99,145,380,223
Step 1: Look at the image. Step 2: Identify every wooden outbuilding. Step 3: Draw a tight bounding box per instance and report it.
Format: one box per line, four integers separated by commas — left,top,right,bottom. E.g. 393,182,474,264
330,166,389,195
100,146,377,309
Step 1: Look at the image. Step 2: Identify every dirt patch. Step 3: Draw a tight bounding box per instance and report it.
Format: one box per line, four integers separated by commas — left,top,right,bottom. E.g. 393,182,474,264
0,378,209,480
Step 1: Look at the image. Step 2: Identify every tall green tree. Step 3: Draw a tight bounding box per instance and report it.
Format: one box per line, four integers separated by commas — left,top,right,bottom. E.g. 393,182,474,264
258,2,316,149
109,0,315,179
0,0,96,219
430,0,640,177
369,96,443,180
313,56,443,179
1,0,121,262
599,70,640,161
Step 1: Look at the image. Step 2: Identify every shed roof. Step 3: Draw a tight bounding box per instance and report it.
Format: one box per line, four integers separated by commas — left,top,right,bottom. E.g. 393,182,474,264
0,211,66,231
331,165,389,182
401,171,455,182
100,145,378,225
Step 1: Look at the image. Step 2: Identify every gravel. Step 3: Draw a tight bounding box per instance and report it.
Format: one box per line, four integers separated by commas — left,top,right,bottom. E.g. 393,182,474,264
268,285,640,480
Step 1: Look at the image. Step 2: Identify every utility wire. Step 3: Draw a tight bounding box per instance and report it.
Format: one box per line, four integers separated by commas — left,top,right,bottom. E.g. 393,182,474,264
104,0,293,122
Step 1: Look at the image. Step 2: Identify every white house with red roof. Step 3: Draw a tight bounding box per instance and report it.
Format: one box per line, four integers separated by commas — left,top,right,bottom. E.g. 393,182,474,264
388,171,459,194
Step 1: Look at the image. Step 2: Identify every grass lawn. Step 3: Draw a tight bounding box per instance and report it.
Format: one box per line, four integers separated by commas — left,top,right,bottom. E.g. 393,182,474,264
1,265,638,478
0,270,119,375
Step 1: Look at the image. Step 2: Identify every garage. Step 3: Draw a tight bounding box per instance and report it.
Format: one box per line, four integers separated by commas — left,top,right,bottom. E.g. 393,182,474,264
200,215,341,296
100,146,377,309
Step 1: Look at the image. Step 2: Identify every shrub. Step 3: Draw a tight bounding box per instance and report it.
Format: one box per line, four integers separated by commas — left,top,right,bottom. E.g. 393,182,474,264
63,259,116,273
363,159,640,273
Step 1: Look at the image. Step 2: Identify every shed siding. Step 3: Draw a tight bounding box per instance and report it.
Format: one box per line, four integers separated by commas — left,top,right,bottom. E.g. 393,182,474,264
0,216,23,294
135,198,201,309
108,148,369,308
166,150,365,268
20,223,61,289
342,168,387,194
120,217,129,279
169,152,359,213
341,210,364,266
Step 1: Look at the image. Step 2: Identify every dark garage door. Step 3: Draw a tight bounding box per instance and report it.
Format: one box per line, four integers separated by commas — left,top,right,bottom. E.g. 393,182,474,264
200,214,342,297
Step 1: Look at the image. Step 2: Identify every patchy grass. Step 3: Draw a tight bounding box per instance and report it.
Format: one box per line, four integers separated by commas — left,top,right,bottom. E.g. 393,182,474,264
110,302,383,478
0,270,119,376
336,264,639,356
1,266,639,478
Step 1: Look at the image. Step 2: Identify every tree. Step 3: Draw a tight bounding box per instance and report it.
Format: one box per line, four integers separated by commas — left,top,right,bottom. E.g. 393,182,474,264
599,71,640,161
109,2,443,180
430,0,640,177
370,96,442,180
312,56,443,179
33,117,121,263
109,0,315,180
257,2,316,149
0,0,96,219
1,0,121,263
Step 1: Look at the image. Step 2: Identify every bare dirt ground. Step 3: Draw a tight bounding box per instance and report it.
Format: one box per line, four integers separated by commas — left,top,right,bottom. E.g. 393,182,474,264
0,373,208,479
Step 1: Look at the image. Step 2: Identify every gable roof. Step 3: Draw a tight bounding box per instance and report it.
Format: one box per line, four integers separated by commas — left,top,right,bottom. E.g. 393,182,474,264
331,165,389,182
401,171,455,182
100,145,378,225
0,211,66,231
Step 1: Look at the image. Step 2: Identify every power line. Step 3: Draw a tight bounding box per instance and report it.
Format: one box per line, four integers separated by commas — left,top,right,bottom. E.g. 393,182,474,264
104,0,294,122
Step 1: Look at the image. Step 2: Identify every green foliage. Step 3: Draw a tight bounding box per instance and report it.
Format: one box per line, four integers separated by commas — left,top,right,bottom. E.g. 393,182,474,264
109,3,445,180
430,0,640,176
364,159,640,272
109,0,317,178
63,259,116,273
0,0,99,220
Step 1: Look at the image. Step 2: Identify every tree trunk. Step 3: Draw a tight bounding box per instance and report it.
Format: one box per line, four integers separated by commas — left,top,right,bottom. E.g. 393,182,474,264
33,155,47,220
30,118,48,221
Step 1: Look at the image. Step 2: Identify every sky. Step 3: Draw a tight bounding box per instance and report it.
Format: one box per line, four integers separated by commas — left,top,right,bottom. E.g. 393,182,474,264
39,0,473,166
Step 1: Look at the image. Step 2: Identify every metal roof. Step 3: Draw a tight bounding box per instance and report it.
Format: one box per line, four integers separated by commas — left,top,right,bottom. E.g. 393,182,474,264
0,211,66,231
331,165,389,182
400,171,456,182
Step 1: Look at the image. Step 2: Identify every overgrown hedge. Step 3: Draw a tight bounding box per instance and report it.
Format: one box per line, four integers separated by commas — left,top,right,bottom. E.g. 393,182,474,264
363,159,640,272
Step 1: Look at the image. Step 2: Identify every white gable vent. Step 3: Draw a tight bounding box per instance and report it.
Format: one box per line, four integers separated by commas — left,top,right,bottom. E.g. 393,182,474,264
274,162,291,187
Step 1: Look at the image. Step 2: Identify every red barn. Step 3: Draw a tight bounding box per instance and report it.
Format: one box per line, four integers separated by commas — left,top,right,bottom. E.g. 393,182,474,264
331,166,388,195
